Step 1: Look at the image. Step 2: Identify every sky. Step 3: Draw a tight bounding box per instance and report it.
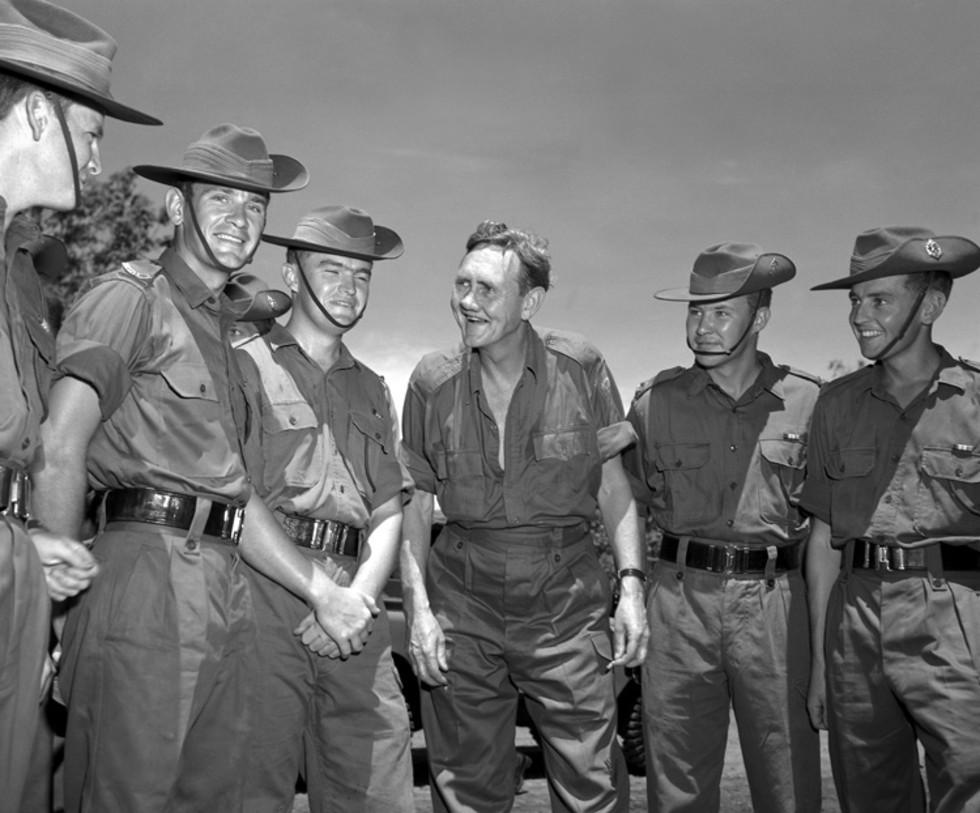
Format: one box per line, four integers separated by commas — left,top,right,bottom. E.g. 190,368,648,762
70,0,980,408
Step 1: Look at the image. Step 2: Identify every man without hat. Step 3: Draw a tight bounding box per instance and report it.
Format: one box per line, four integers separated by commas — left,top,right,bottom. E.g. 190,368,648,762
623,243,821,813
400,220,649,812
233,205,413,812
803,226,980,812
0,0,158,807
33,125,378,811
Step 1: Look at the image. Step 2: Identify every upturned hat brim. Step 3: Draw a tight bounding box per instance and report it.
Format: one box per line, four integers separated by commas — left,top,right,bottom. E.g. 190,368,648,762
812,234,980,290
262,225,403,261
655,251,795,302
133,155,308,195
0,57,160,125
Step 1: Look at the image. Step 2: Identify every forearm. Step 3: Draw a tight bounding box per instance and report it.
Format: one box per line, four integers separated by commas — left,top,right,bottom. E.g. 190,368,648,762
598,457,646,575
805,518,840,670
349,495,402,602
400,490,434,614
238,492,324,604
32,378,101,538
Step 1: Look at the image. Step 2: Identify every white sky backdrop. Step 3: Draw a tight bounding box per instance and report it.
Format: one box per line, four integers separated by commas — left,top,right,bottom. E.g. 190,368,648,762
70,0,980,408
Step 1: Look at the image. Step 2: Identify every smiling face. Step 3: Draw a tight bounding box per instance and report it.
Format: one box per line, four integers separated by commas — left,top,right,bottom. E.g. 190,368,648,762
685,294,765,369
180,183,268,271
451,246,542,354
848,274,932,361
285,250,373,334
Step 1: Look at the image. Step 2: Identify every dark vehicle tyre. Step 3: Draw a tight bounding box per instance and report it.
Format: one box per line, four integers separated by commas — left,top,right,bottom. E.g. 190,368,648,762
617,677,646,776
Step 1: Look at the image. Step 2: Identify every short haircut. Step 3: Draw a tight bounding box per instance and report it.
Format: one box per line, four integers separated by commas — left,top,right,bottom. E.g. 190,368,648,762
0,74,71,120
903,270,952,299
464,220,552,293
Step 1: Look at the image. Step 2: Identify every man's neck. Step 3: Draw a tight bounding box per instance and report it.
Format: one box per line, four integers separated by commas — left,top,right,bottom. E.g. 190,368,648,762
287,315,344,373
879,336,941,409
476,327,529,390
173,245,231,294
703,348,762,401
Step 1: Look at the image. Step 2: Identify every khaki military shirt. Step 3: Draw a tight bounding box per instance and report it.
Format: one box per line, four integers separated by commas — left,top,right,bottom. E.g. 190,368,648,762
236,323,411,528
0,207,58,469
55,248,250,503
624,353,820,546
401,323,633,530
800,347,980,550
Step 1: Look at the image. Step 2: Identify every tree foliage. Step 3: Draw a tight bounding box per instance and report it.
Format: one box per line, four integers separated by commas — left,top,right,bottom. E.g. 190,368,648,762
32,168,170,309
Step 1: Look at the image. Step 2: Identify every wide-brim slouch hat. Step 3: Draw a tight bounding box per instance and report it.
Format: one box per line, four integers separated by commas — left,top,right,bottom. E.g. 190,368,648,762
812,226,980,290
655,242,796,302
133,123,308,195
262,204,403,261
0,0,159,124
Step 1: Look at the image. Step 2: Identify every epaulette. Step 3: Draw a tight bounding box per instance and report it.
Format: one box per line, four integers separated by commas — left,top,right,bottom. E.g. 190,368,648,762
778,364,823,387
958,357,980,374
121,259,163,284
541,327,601,366
633,366,685,402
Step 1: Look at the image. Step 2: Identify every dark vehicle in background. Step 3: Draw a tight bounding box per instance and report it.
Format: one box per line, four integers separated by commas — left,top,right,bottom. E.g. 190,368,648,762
383,517,647,777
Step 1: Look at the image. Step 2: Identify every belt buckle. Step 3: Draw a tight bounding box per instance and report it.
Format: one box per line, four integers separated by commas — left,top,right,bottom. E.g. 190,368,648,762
876,544,892,572
722,545,736,574
229,506,245,545
308,519,327,551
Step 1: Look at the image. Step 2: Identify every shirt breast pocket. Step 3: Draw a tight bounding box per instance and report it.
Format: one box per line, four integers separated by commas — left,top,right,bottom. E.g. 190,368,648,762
261,398,323,489
919,447,980,519
758,437,807,524
654,442,712,523
531,425,599,509
434,448,487,519
149,363,226,472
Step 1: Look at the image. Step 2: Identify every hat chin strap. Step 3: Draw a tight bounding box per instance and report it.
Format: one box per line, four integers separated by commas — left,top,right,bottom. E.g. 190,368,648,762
295,255,363,330
688,300,759,358
863,287,927,361
50,98,81,209
185,190,260,273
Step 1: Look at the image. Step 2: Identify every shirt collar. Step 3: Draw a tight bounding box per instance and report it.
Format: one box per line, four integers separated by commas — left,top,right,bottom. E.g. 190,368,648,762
268,323,356,372
867,345,965,399
685,351,782,401
466,321,542,395
159,246,221,310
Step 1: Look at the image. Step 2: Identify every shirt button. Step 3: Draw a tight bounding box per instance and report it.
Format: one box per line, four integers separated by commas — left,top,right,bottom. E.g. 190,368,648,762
729,444,736,452
199,384,207,394
554,553,561,563
375,432,382,439
891,454,900,462
289,416,297,426
730,482,738,490
883,495,892,504
956,467,964,476
22,438,30,449
726,519,734,527
186,539,198,552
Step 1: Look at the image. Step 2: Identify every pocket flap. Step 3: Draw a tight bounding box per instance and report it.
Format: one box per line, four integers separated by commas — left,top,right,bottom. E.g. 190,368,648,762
532,426,595,461
160,363,218,401
825,446,875,479
759,438,806,469
655,442,710,472
262,399,318,432
920,448,980,483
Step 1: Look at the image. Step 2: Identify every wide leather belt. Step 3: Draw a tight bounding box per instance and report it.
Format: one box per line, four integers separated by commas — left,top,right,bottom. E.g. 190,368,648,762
103,488,244,544
660,534,803,574
850,539,980,572
279,513,362,557
0,464,30,520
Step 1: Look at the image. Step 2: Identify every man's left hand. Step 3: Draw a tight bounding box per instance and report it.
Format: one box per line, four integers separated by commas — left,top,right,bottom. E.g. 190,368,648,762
610,586,648,668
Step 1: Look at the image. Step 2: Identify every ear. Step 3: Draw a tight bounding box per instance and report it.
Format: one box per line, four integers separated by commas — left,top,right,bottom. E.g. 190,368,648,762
520,286,546,321
752,305,771,334
164,187,185,226
282,261,300,293
919,288,947,326
25,90,51,141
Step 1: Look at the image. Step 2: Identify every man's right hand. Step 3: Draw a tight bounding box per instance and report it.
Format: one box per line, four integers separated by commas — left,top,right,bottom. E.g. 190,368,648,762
298,560,378,658
806,660,828,730
29,528,99,601
407,604,449,686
